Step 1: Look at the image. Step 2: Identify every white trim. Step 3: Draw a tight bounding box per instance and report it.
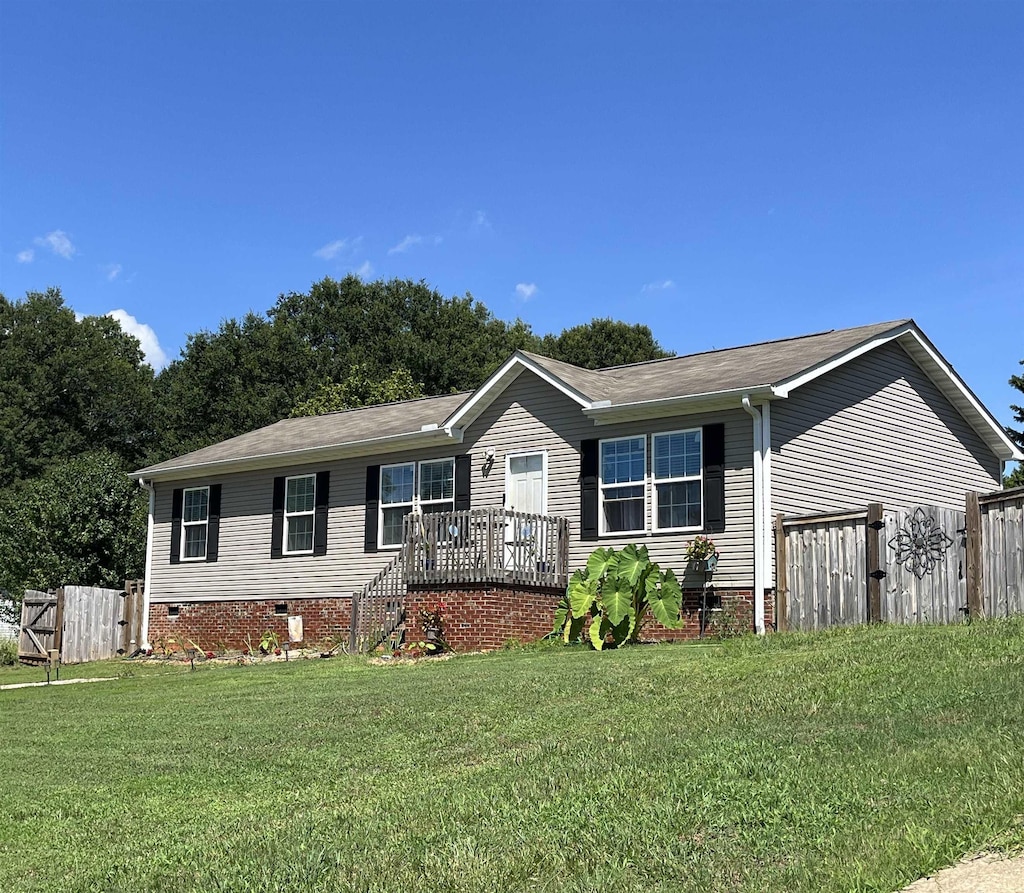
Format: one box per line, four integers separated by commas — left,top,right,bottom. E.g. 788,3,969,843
136,428,462,483
140,480,155,649
504,450,549,515
282,474,316,556
598,435,648,537
741,396,766,635
761,402,774,591
443,351,593,432
650,428,704,533
584,386,776,424
180,486,210,562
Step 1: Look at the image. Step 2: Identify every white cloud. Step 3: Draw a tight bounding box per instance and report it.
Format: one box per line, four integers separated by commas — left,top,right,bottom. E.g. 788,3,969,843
105,263,123,281
106,309,169,370
642,279,675,293
388,234,423,255
34,229,76,259
515,282,538,301
313,236,362,260
355,260,374,278
17,249,34,263
473,210,491,230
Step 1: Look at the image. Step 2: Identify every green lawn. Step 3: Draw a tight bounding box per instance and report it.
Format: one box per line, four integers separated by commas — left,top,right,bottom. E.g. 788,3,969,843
2,621,1023,892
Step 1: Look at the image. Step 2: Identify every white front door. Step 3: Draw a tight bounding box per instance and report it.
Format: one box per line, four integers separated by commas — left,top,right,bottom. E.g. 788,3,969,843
506,452,546,515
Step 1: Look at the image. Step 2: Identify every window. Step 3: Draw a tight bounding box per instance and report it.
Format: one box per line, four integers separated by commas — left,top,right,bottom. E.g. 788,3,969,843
652,429,703,531
379,458,455,547
284,474,316,554
599,437,646,534
181,487,209,560
380,463,415,547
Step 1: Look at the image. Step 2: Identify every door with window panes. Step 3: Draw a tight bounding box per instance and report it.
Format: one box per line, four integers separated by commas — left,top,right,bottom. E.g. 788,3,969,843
505,452,546,569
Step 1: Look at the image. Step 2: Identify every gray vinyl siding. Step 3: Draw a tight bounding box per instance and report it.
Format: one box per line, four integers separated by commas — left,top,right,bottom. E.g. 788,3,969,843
771,341,1001,516
148,368,757,602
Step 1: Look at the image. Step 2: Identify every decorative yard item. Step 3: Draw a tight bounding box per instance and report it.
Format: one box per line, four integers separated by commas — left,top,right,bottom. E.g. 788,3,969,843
553,544,682,649
685,535,719,571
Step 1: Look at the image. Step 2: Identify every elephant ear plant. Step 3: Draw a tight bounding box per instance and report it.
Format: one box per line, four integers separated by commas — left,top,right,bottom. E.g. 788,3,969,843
552,544,683,649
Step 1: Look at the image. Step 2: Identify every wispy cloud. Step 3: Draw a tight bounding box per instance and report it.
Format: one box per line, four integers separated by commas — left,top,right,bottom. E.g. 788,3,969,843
34,230,77,259
17,249,34,263
472,210,491,230
514,282,538,302
642,279,675,293
106,309,169,370
355,260,374,279
388,234,423,255
313,236,362,261
105,263,123,282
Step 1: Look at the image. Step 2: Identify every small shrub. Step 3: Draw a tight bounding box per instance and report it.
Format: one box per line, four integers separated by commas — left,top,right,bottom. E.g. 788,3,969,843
0,637,18,666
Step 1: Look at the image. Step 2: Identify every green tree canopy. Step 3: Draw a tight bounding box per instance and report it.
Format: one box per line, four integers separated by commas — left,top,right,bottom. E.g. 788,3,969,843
291,364,425,417
538,318,672,369
0,451,148,599
1007,358,1024,487
0,288,158,486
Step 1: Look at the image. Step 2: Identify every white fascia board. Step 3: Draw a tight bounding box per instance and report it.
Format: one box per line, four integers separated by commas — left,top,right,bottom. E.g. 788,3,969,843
136,428,462,483
774,322,1022,461
583,386,776,425
443,351,593,431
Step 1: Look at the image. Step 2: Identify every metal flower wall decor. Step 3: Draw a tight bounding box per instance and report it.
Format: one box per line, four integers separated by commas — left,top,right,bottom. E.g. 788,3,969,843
888,508,954,579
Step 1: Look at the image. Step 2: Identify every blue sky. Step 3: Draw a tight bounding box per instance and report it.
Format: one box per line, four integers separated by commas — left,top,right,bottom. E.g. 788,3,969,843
2,1,1022,449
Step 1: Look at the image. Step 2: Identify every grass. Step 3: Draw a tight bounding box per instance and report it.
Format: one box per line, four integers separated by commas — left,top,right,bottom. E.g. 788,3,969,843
1,621,1023,892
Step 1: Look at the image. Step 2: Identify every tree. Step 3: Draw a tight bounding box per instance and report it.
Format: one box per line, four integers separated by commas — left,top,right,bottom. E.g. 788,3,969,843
291,364,424,417
0,289,158,486
0,451,148,601
538,318,672,369
1007,359,1024,487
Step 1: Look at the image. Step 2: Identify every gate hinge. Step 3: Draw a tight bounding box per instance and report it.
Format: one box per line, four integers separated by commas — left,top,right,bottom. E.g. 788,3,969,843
869,520,885,531
869,569,887,580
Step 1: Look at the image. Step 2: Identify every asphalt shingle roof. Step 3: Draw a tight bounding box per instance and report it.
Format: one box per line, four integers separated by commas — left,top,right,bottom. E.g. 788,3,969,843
135,319,913,477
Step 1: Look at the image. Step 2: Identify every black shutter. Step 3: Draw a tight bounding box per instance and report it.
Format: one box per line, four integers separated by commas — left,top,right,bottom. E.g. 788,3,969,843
703,423,726,533
364,465,380,553
270,476,285,559
580,439,599,541
313,471,330,556
454,455,471,511
205,484,222,563
169,488,183,564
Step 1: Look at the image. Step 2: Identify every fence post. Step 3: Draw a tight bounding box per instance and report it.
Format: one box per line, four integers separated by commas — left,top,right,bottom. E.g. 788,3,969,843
774,513,787,631
53,588,66,657
349,592,359,653
866,503,884,623
965,491,984,619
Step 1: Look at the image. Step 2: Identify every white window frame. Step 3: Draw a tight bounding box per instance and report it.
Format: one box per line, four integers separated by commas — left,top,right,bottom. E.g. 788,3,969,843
378,458,456,549
283,473,316,556
651,428,704,533
598,436,647,536
180,486,210,562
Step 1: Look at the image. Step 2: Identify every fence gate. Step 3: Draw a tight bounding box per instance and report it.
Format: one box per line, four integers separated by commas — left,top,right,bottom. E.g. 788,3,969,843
881,505,966,625
18,589,64,663
18,581,146,664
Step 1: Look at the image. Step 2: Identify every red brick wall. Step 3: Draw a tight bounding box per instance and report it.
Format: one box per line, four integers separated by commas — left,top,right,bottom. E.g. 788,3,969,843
148,587,776,654
406,585,772,651
147,597,351,652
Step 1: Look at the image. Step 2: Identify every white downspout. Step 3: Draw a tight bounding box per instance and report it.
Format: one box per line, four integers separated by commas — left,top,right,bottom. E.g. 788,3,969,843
741,396,766,634
138,478,155,650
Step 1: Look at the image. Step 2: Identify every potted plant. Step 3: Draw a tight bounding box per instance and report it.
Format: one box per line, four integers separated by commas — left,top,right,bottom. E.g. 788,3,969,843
685,535,719,572
417,602,446,654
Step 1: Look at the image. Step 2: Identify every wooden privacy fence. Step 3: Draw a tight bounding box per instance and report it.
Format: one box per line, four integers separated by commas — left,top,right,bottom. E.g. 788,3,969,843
18,580,146,664
777,487,1024,632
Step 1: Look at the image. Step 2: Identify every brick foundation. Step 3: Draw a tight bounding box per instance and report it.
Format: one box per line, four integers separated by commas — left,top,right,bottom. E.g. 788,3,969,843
147,597,351,652
406,585,773,652
147,587,775,655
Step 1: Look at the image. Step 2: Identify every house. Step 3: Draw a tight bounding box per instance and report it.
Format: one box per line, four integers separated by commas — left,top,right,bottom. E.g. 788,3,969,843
133,319,1022,652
